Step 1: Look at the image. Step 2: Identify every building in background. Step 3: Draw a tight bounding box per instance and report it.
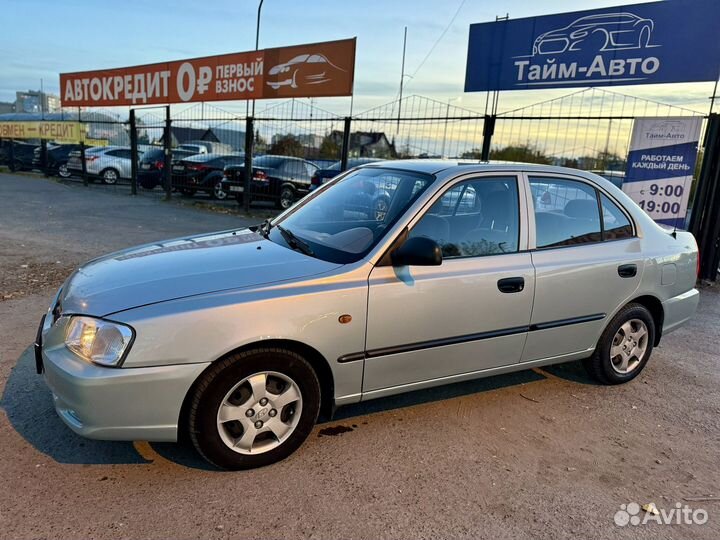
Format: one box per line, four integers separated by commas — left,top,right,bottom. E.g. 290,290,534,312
0,101,14,114
14,90,61,114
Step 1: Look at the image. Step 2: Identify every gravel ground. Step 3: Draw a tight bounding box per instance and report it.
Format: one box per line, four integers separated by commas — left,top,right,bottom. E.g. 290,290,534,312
0,172,719,539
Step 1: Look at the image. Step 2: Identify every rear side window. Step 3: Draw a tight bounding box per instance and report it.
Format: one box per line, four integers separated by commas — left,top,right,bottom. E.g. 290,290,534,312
601,193,633,240
530,177,601,248
530,177,635,248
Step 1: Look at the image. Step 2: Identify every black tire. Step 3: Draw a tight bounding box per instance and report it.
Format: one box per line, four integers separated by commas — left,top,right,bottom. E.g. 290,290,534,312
210,176,228,200
9,159,23,172
179,188,196,197
58,162,72,178
100,168,119,185
277,186,295,210
582,303,655,385
188,348,321,470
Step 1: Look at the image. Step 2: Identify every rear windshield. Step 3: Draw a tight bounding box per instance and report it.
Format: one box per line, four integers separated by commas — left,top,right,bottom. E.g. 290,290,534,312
253,156,285,168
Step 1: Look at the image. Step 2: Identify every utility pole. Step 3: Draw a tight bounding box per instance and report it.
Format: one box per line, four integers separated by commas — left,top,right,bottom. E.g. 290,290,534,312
250,0,264,117
397,26,408,132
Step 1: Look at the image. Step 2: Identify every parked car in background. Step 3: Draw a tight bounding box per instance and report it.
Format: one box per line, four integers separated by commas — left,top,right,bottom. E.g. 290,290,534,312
171,153,245,199
66,146,140,184
138,148,196,189
309,157,383,191
178,140,234,155
1,141,39,172
36,161,699,470
222,155,319,209
32,144,82,178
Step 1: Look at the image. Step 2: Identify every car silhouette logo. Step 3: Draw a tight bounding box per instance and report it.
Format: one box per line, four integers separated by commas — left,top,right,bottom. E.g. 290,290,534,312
532,12,655,56
266,53,347,90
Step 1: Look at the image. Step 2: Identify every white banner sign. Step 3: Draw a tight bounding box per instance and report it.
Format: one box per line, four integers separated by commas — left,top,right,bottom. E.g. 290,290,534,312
622,117,703,228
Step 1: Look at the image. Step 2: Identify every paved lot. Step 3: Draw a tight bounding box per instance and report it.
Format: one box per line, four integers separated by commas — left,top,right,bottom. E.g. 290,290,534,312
1,172,719,539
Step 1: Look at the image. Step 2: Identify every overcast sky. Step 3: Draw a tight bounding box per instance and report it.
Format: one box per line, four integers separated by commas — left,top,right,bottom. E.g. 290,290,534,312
1,0,715,116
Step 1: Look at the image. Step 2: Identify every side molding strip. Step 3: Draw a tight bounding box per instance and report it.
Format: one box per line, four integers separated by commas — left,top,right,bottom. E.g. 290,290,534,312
336,313,606,363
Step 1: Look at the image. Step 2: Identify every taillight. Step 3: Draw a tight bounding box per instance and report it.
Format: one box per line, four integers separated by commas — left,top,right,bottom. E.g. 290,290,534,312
187,163,209,172
311,174,321,187
253,170,268,182
154,160,164,170
85,155,98,163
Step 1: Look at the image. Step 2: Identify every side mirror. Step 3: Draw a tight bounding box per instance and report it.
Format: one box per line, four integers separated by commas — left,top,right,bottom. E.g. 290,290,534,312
391,236,443,267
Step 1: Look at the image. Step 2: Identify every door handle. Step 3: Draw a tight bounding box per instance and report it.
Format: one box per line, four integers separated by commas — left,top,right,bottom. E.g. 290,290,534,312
618,264,637,278
498,277,525,293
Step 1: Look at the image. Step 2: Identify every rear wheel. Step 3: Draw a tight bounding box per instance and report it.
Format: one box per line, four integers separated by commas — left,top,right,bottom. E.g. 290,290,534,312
9,159,23,172
58,163,71,178
212,178,228,200
582,303,655,384
278,186,295,210
100,168,119,185
188,348,321,470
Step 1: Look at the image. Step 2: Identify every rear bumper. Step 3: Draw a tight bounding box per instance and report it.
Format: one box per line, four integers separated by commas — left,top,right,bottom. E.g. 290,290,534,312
661,288,700,336
41,330,209,442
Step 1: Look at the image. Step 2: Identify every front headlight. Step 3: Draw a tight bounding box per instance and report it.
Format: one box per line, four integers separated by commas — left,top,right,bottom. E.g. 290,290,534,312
64,316,134,367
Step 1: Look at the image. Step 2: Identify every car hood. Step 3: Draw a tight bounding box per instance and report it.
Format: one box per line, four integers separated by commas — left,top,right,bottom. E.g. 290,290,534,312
59,228,342,316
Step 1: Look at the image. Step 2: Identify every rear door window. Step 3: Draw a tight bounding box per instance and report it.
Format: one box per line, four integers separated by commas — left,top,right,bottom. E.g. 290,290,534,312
530,177,602,248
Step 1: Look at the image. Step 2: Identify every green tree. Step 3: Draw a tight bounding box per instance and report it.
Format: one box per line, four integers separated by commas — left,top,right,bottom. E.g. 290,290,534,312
268,134,304,157
488,144,552,164
318,134,340,159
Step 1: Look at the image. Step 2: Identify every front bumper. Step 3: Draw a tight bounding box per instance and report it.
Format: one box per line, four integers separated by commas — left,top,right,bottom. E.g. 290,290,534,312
38,315,209,442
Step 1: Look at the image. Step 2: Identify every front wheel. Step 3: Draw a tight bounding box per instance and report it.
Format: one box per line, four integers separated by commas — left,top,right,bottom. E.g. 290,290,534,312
582,303,655,385
188,348,321,470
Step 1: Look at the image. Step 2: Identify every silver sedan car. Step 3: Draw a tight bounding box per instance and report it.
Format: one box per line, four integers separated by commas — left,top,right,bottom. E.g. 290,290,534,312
36,161,699,469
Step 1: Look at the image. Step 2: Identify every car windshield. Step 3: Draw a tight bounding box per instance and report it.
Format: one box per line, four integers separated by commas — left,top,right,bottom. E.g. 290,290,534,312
269,167,434,263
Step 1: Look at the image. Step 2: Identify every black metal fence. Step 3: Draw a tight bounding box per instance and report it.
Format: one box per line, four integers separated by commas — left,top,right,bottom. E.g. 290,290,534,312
0,88,708,213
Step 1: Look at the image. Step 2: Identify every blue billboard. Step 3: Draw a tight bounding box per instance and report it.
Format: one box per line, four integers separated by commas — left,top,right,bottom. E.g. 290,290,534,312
465,0,720,92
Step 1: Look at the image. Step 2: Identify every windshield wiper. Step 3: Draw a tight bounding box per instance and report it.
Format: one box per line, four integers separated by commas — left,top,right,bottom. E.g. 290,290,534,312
276,225,314,256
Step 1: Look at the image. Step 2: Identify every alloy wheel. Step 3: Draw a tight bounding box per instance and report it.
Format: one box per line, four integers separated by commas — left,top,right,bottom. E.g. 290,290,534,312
103,169,118,184
213,180,227,200
610,319,648,374
216,371,302,455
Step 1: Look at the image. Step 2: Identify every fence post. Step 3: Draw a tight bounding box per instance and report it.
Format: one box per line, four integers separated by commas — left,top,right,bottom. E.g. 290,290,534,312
243,116,254,213
80,142,88,187
690,113,720,281
480,115,496,161
129,109,138,196
163,106,172,201
340,117,351,171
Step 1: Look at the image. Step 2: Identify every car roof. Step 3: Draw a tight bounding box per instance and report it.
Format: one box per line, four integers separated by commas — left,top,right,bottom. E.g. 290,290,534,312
185,152,243,161
360,159,618,182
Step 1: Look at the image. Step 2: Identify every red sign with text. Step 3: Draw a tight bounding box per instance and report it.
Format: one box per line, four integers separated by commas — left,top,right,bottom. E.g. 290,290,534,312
60,38,356,107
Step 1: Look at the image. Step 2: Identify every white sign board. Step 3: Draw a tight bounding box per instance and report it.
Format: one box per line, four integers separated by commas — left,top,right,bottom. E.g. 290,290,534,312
622,117,703,228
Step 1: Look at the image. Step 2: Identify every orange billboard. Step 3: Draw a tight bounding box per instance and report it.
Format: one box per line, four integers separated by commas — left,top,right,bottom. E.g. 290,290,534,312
60,38,356,107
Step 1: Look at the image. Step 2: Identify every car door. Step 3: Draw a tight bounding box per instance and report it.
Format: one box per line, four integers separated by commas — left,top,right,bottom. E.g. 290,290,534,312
523,174,643,362
363,174,535,394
